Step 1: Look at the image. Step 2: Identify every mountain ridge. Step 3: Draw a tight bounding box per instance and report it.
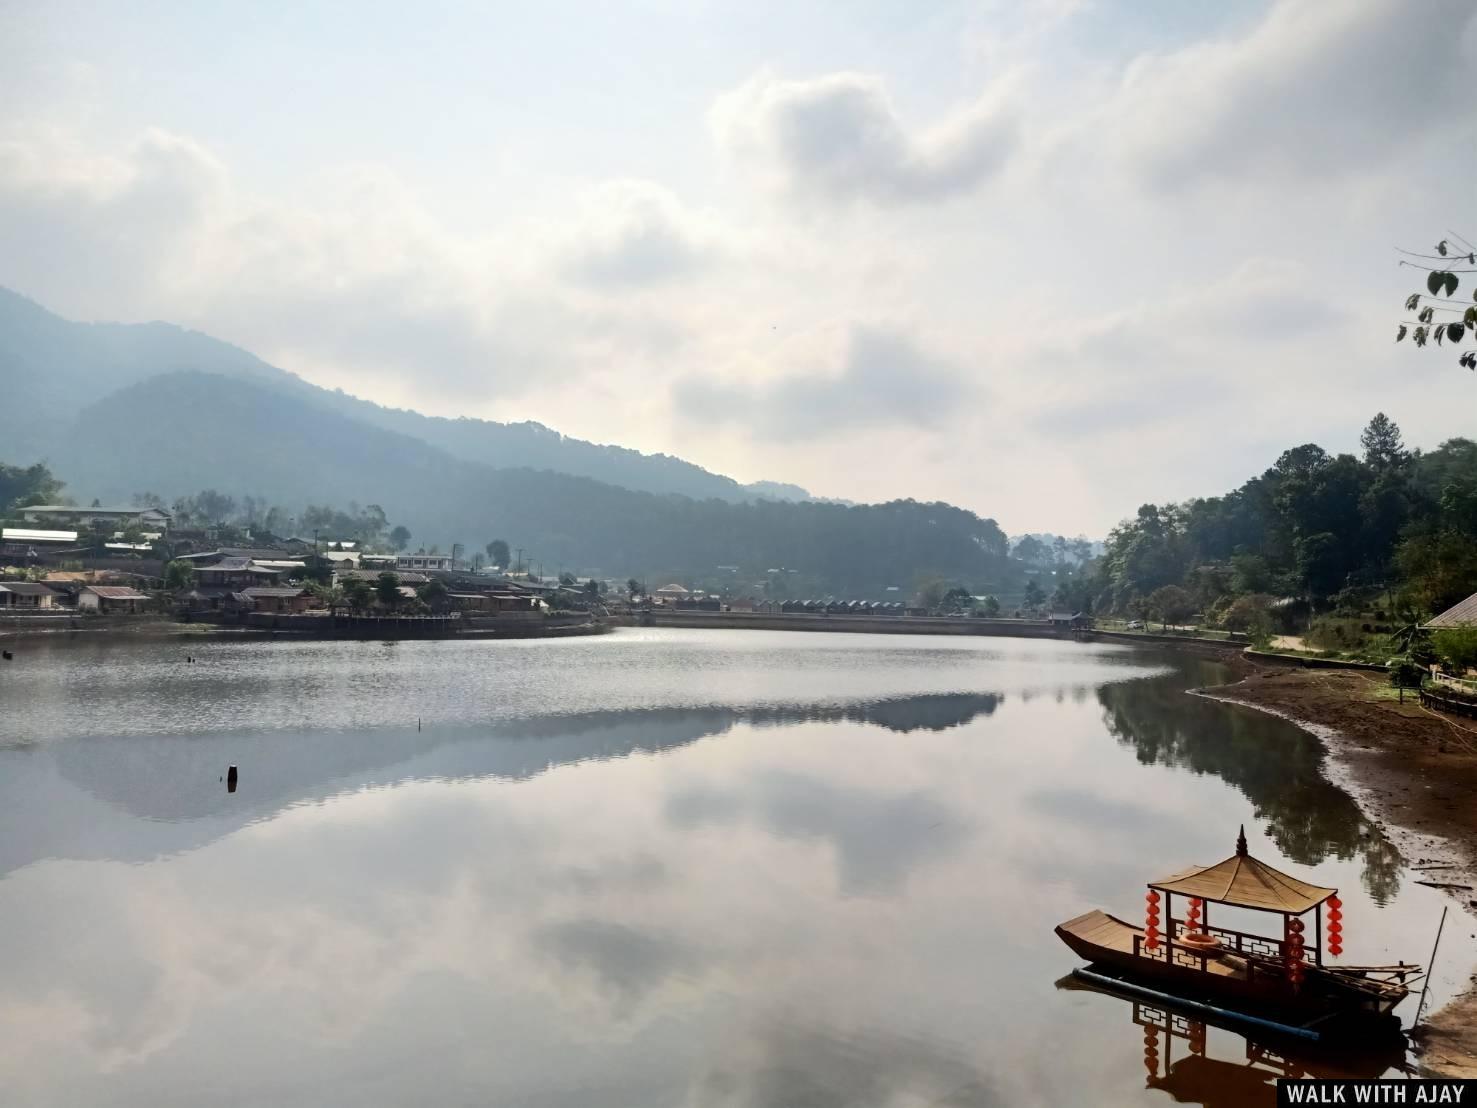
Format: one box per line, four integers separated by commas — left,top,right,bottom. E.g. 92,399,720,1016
0,286,813,504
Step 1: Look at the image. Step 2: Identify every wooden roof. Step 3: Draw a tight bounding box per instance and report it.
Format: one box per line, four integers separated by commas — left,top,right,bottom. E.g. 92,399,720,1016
1148,827,1335,914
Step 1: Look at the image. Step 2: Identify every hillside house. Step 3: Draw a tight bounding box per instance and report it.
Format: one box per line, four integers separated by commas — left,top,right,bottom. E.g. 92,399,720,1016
396,553,454,571
239,586,315,614
0,581,59,609
78,585,150,612
22,505,171,530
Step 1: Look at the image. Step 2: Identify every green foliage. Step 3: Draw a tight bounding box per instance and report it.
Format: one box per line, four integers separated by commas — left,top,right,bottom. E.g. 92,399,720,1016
1433,627,1477,671
389,525,411,552
1146,584,1195,628
342,578,373,613
979,594,1001,617
1389,658,1426,689
163,559,196,590
487,539,510,567
375,571,402,610
416,577,450,612
1396,238,1477,370
1022,579,1046,610
627,577,641,598
0,461,64,515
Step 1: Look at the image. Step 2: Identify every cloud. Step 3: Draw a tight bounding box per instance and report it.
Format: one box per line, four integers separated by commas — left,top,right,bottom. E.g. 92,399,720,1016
711,71,1019,206
1089,0,1477,187
560,179,722,289
674,326,974,439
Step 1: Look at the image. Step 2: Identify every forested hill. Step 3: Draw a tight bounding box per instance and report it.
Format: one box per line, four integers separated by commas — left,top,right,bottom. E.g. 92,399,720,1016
57,371,1011,590
1070,414,1477,623
0,286,810,504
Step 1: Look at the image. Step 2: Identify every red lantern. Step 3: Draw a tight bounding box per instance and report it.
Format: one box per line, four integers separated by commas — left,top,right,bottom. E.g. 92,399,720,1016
1327,894,1341,910
1288,917,1304,934
1147,890,1161,904
1328,941,1343,957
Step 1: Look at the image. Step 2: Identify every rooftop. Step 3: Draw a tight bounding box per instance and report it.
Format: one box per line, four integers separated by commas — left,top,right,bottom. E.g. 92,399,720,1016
1148,827,1335,914
84,586,149,600
1427,591,1477,629
0,581,58,596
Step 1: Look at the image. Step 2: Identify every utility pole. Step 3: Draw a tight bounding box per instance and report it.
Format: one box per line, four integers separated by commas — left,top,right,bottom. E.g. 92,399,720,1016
515,547,524,575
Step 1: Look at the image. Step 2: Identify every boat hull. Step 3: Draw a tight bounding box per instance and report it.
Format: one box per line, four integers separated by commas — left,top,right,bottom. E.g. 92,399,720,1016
1056,909,1405,1029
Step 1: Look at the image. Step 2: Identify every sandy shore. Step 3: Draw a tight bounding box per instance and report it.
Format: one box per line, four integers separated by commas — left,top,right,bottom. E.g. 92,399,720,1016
1196,658,1477,1076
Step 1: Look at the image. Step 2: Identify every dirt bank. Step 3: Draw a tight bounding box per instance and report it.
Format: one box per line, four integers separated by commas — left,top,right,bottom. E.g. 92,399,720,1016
1197,660,1477,1076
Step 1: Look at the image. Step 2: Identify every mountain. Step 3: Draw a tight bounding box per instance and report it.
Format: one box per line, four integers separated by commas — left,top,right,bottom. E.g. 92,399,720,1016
62,370,1013,589
0,286,808,504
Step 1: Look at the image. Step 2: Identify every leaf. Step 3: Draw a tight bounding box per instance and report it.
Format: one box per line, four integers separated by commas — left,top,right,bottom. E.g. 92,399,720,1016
1405,293,1422,311
1419,306,1434,323
1414,325,1429,347
1397,324,1408,342
1436,325,1445,345
1429,271,1446,294
1444,272,1460,298
1438,241,1449,256
1465,307,1476,326
1450,323,1467,344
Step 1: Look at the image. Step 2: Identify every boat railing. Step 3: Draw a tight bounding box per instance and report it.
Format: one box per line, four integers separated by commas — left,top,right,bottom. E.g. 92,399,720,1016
1174,919,1291,961
1132,920,1303,980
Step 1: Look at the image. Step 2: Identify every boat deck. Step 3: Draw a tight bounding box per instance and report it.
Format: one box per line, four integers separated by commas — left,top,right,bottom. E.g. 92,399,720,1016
1060,910,1252,981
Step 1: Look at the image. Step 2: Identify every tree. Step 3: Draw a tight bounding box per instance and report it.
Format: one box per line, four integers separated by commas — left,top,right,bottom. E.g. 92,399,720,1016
416,577,450,612
389,525,411,552
1146,584,1195,629
940,586,973,611
375,571,402,610
627,577,641,599
0,461,64,515
979,594,1001,617
163,559,196,590
1394,236,1477,370
584,578,601,597
1360,413,1407,471
1022,579,1046,610
343,578,373,613
1012,536,1049,566
487,539,511,568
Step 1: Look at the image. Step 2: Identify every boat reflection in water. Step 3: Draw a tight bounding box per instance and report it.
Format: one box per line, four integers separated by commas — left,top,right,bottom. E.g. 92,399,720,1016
1058,972,1410,1106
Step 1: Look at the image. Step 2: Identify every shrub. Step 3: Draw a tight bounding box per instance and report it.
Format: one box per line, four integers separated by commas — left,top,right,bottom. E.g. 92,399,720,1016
1432,627,1477,671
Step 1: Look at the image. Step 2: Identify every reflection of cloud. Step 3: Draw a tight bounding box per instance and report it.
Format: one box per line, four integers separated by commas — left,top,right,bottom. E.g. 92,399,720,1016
685,1014,1000,1107
668,768,973,896
531,919,700,1014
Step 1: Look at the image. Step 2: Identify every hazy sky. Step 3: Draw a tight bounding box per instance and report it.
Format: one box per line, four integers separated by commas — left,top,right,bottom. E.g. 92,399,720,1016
2,0,1474,534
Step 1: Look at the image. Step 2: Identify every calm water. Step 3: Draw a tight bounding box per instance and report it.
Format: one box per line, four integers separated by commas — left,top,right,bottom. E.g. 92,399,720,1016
0,629,1469,1107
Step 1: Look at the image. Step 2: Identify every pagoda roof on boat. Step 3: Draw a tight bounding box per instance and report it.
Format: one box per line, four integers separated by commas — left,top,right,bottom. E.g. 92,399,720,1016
1147,826,1335,914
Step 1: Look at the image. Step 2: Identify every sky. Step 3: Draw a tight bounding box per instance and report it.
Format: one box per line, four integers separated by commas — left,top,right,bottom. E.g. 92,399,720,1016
1,0,1474,535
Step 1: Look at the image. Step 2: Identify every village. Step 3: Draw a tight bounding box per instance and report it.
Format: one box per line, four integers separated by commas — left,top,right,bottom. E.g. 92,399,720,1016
0,502,1100,637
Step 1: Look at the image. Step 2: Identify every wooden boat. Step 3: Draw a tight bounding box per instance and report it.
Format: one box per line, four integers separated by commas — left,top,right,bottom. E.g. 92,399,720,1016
1055,827,1418,1033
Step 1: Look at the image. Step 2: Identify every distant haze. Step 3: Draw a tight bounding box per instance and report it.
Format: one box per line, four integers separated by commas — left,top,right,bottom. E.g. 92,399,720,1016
1,0,1474,533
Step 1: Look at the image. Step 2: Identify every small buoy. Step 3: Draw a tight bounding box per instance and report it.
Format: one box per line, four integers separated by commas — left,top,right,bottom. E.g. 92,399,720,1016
1,650,11,660
226,765,238,793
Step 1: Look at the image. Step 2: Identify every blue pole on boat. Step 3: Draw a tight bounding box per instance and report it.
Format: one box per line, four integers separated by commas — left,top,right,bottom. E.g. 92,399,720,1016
1071,968,1321,1043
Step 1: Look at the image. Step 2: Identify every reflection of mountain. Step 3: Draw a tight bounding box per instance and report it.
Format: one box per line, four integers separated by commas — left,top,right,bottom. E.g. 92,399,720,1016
1096,660,1402,903
0,692,1003,879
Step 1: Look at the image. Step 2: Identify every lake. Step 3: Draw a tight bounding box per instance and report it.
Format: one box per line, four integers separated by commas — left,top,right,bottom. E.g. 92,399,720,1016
0,628,1469,1106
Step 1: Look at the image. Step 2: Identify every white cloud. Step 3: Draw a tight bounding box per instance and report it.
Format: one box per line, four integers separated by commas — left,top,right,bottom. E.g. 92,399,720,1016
674,326,975,439
710,71,1019,207
1082,0,1477,188
559,179,723,289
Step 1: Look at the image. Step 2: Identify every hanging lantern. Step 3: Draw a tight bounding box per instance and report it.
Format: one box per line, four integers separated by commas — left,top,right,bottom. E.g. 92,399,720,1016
1188,1022,1206,1056
1327,896,1344,956
1144,1027,1160,1077
1186,896,1202,931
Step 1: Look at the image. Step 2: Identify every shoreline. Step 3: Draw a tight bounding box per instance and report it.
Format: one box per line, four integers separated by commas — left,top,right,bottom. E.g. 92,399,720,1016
1190,654,1477,1076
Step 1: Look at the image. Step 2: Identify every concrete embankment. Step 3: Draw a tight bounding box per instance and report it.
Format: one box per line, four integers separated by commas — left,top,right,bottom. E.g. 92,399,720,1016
642,610,1069,638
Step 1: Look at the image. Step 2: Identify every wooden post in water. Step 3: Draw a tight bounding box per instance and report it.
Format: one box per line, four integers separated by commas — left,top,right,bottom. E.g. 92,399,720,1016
226,765,238,793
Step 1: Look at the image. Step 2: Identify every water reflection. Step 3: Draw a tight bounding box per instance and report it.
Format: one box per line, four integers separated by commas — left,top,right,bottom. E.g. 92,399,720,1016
1056,972,1408,1106
0,693,1003,877
1097,659,1404,902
